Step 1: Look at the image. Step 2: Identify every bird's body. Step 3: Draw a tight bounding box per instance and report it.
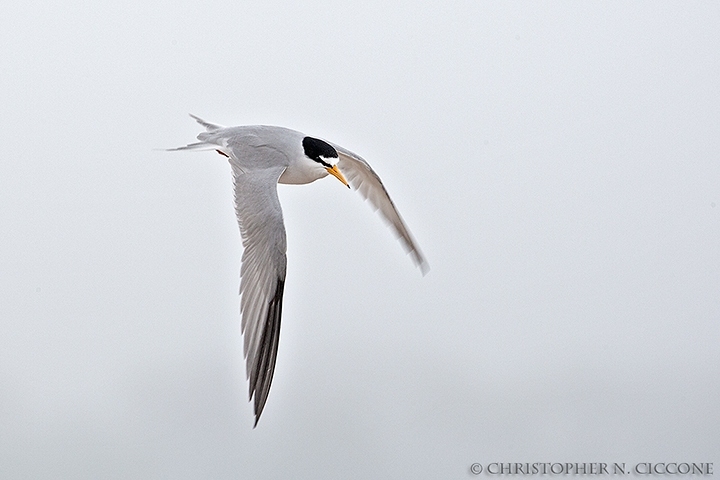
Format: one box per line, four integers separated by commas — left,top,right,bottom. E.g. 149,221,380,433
170,115,427,426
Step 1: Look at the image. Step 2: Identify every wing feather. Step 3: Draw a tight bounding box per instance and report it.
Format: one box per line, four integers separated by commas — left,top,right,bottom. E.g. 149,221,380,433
332,144,429,275
232,165,288,426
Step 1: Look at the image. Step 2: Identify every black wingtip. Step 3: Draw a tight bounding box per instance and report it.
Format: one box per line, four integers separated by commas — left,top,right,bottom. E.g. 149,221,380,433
248,277,285,427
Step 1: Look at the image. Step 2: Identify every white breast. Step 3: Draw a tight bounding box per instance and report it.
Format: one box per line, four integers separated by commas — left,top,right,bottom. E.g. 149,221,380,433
278,157,329,185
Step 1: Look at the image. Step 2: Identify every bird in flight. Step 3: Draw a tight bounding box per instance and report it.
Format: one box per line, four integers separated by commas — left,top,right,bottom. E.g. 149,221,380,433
170,115,428,426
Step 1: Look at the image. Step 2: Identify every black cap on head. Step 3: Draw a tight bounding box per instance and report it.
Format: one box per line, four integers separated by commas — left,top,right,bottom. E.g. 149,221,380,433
302,137,338,167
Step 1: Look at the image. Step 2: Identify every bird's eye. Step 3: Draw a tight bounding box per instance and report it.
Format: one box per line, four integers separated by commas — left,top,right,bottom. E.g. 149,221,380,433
316,157,332,168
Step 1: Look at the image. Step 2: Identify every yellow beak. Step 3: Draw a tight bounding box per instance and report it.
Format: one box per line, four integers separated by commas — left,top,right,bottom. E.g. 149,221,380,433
326,165,350,188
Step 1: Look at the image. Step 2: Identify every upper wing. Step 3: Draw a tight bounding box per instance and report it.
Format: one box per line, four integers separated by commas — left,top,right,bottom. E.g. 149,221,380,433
331,143,429,275
232,165,288,426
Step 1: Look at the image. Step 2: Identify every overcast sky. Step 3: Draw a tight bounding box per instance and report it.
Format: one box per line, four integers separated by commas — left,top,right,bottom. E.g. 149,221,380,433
1,1,718,478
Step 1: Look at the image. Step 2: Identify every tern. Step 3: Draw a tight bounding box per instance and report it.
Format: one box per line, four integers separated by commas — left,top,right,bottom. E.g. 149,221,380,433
170,115,428,426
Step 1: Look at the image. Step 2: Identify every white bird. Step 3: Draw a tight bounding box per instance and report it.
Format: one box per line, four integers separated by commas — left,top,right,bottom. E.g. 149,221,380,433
170,115,428,426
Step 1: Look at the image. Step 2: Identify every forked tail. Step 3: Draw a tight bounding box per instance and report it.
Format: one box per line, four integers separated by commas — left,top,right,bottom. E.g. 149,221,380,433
166,114,224,152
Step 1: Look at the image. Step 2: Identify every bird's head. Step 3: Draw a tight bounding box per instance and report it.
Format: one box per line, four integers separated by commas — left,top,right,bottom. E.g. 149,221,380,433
302,136,349,188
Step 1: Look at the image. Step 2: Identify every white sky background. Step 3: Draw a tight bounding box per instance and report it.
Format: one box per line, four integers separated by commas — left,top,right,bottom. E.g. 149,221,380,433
1,1,718,478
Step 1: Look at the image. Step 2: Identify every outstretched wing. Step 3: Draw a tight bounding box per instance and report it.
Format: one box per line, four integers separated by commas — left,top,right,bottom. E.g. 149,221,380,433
332,143,429,275
232,165,288,426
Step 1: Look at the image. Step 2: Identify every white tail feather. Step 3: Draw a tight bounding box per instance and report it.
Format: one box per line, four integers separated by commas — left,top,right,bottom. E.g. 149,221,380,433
165,141,215,152
189,114,223,131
